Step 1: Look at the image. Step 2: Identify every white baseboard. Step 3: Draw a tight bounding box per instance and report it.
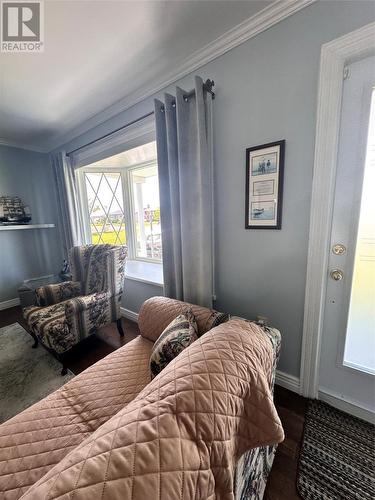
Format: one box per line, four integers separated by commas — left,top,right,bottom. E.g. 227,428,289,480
0,297,20,310
318,388,375,424
275,370,301,394
120,307,139,322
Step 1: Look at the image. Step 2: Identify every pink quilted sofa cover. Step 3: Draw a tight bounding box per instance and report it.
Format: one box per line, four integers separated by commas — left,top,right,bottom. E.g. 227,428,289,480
0,297,284,499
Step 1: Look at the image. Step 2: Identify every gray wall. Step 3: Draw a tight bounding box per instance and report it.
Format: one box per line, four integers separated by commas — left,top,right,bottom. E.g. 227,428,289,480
0,145,63,302
124,279,163,314
56,1,375,377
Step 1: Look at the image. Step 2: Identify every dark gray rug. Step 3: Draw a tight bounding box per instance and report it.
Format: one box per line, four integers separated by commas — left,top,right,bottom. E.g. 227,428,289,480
297,400,375,500
0,323,74,423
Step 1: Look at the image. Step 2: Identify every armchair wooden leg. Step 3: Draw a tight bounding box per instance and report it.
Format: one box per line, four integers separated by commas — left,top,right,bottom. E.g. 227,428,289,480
117,318,125,337
56,353,68,376
30,332,38,349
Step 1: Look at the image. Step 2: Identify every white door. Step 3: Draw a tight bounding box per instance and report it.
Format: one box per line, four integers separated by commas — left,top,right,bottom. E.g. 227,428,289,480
319,55,375,419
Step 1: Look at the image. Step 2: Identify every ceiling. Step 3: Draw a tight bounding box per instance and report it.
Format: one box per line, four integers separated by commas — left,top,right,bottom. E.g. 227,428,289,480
0,0,283,152
89,141,157,170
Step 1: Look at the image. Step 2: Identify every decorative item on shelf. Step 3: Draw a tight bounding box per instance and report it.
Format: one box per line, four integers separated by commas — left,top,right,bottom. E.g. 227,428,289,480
0,196,32,225
245,140,285,229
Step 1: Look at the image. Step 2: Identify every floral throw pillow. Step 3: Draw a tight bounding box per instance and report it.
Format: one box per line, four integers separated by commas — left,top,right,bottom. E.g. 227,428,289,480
150,310,198,379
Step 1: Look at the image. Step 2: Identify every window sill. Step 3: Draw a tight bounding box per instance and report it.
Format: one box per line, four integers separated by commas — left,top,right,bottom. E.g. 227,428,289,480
125,260,164,287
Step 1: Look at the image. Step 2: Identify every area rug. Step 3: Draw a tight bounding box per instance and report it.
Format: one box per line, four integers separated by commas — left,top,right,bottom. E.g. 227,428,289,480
297,399,375,500
0,323,74,423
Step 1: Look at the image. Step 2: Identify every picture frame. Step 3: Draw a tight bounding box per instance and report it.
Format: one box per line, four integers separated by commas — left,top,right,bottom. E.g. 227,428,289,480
245,140,285,229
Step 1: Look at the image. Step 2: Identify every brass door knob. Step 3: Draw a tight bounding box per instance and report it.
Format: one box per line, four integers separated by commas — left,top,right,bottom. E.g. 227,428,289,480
332,244,346,255
330,269,344,281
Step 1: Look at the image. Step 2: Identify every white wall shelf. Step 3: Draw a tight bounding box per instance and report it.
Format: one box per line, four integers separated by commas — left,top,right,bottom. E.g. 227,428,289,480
0,224,55,231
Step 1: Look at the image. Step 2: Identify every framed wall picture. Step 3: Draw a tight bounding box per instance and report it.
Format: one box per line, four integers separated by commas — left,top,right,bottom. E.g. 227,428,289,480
245,140,285,229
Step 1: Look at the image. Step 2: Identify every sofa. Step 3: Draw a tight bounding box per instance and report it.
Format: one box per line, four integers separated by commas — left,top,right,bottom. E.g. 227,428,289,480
0,297,284,500
23,245,127,374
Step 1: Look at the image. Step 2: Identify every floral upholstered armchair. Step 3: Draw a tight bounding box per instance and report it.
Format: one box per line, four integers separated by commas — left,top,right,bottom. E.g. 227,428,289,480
23,244,127,374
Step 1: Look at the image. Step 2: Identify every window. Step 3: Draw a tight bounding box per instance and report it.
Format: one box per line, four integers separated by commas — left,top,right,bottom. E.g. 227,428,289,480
84,172,126,245
78,141,162,264
343,88,375,374
130,164,161,261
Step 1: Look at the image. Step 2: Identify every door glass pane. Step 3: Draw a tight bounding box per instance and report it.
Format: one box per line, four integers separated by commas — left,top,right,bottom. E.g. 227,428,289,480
130,164,162,261
84,172,126,246
344,89,375,374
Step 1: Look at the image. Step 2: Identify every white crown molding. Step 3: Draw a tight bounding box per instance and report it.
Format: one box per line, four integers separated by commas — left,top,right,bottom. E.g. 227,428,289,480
3,0,315,154
0,138,49,154
46,0,316,152
300,22,375,399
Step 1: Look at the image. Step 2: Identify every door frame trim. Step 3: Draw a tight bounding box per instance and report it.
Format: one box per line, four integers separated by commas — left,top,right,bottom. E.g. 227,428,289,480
300,22,375,398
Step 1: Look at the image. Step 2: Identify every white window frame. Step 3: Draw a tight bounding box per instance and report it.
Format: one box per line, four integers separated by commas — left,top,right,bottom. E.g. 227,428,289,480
126,160,161,263
77,157,161,264
71,114,161,263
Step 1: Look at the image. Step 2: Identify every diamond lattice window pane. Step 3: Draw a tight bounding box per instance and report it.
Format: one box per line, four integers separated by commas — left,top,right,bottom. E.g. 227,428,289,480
85,172,126,246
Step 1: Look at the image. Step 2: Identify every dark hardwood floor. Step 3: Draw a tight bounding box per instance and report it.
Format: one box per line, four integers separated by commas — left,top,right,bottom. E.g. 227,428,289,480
0,306,305,499
264,386,306,499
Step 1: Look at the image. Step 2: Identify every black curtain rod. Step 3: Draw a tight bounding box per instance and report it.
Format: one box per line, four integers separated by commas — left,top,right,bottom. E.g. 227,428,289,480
67,111,155,156
161,78,215,110
67,79,215,156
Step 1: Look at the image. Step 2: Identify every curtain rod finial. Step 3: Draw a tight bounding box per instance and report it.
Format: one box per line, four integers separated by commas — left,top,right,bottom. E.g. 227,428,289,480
204,79,215,99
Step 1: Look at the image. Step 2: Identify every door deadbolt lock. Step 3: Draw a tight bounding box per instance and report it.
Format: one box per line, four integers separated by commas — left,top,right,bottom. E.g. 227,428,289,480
332,244,346,255
330,269,344,281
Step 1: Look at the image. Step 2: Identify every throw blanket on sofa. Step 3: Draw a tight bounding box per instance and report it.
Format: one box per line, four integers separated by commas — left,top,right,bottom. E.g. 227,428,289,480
21,318,284,500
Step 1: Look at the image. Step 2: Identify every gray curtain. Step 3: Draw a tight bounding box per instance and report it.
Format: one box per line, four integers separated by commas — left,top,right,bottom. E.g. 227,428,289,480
51,151,85,258
154,76,214,308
